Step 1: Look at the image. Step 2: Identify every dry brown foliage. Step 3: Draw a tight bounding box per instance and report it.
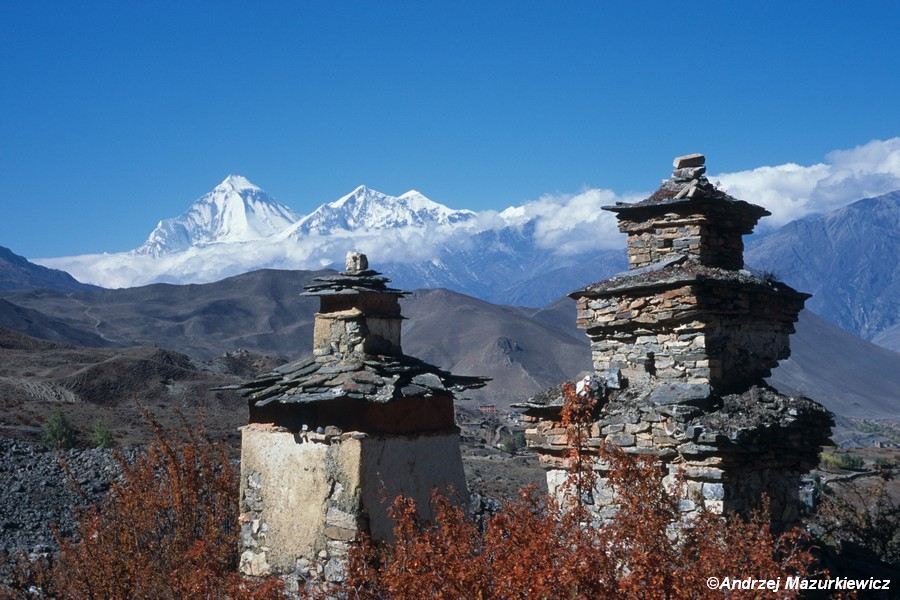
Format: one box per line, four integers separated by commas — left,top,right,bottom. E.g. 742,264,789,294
560,381,598,510
339,453,817,599
1,383,833,599
339,381,820,600
2,416,282,600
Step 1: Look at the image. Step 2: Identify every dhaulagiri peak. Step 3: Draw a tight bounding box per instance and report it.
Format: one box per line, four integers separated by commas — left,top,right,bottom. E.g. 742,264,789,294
215,174,262,193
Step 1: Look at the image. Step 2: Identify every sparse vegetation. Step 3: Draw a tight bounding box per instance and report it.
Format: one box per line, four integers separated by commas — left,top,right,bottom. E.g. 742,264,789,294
88,420,114,448
498,430,526,454
821,451,865,471
852,419,900,445
40,410,76,450
815,476,900,569
874,456,897,469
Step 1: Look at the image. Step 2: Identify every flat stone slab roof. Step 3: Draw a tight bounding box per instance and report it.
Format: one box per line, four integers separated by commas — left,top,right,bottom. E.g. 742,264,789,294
301,269,407,297
570,260,809,300
231,353,487,408
515,382,832,449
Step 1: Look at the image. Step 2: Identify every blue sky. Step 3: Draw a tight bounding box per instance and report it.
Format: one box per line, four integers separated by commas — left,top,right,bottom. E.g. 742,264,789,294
2,1,899,257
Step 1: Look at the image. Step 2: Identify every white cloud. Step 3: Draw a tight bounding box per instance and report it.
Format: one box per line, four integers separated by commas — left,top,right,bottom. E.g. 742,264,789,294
38,138,900,288
714,137,900,227
498,188,640,255
37,224,476,288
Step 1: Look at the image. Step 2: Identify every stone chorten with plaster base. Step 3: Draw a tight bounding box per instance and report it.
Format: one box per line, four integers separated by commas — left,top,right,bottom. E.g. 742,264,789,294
517,154,833,528
237,252,485,587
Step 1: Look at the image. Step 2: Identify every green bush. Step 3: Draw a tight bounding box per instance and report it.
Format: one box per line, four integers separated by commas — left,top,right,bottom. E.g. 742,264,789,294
499,431,526,454
874,456,896,469
821,451,864,471
89,420,114,449
42,410,76,450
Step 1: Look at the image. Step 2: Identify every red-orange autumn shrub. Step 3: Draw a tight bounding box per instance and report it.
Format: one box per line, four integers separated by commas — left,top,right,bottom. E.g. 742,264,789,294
2,417,282,600
338,382,820,600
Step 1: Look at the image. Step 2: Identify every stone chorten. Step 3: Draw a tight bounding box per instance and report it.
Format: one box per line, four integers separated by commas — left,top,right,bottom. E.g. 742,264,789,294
237,252,485,586
517,155,833,528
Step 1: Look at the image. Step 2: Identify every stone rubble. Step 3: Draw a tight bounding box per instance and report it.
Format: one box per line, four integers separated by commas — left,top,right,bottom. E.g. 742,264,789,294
0,438,135,556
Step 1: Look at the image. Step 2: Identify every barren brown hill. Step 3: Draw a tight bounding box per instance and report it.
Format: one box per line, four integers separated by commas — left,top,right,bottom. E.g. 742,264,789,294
0,271,591,407
401,288,590,406
0,326,247,446
2,269,899,425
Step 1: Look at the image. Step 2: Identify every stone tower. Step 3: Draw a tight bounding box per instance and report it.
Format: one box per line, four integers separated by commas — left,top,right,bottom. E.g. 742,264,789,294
518,155,833,528
237,252,485,588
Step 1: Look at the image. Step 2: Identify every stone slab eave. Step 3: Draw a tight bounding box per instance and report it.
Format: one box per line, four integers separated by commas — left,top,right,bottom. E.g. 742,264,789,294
569,271,812,302
601,195,770,220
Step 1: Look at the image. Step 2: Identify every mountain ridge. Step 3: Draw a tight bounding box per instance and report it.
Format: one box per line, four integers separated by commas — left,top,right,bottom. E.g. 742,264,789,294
0,245,96,293
747,190,900,340
2,268,898,432
285,185,476,236
135,175,299,256
30,178,900,345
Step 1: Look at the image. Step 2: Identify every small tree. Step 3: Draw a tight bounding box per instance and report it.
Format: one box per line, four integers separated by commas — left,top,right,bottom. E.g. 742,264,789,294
498,431,526,454
41,409,76,450
88,420,114,448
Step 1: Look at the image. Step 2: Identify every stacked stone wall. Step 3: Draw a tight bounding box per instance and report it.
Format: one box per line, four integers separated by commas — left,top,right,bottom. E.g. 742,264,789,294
621,212,747,270
523,386,827,529
530,154,830,535
313,310,367,357
576,281,803,390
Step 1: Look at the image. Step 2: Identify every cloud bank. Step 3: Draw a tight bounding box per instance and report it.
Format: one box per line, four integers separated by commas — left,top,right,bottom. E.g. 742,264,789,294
713,137,900,227
498,188,639,255
38,137,900,288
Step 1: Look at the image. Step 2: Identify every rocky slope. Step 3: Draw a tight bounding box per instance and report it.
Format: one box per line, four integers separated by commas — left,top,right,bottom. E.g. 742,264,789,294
872,322,900,353
0,326,252,448
0,246,95,293
747,190,900,341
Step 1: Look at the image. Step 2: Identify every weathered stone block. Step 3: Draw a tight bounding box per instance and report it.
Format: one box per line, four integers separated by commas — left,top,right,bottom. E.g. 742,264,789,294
702,483,725,500
649,383,711,406
606,432,636,447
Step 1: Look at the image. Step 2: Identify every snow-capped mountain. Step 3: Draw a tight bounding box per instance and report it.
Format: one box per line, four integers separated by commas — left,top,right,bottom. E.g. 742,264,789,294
135,175,299,256
37,175,628,303
284,185,475,237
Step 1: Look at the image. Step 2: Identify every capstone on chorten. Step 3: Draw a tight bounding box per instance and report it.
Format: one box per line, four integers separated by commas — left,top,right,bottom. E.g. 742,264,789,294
236,252,486,589
517,154,833,529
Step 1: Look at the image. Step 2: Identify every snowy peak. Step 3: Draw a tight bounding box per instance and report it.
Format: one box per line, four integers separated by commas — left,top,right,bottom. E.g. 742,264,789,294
289,185,475,236
214,174,262,193
135,175,299,256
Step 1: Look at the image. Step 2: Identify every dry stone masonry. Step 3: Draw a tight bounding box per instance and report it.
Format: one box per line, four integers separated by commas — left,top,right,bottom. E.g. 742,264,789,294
235,252,485,591
517,154,833,529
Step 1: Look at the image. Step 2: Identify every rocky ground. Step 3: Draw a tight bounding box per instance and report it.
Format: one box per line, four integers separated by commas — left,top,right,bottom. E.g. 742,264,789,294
0,438,130,557
0,424,543,560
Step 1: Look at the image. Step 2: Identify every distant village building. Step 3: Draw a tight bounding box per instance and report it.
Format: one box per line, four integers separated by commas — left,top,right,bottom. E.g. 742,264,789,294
516,154,833,528
236,252,485,588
